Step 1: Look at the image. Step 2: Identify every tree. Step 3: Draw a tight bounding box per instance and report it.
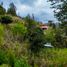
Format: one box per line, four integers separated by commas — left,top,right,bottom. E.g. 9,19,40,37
24,15,45,54
0,2,6,15
48,0,67,22
52,29,64,48
29,27,45,54
0,15,12,24
48,20,56,28
24,15,45,67
7,3,16,16
48,0,67,46
48,0,67,23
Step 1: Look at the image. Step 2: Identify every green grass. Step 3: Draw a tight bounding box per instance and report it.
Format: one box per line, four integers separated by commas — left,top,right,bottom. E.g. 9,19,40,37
0,24,5,45
37,48,67,67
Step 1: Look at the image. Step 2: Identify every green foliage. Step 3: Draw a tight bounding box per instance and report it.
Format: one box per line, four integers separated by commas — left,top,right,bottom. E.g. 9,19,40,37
49,1,67,47
1,5,67,66
48,22,56,29
0,49,8,65
29,27,45,54
8,52,15,67
0,4,6,15
0,64,10,67
24,15,37,32
49,0,67,22
15,58,31,67
11,23,27,42
0,15,12,24
7,3,16,16
0,24,4,45
24,15,45,54
52,29,64,47
45,27,67,48
39,48,67,67
45,27,55,43
51,28,67,48
11,23,27,35
60,21,67,36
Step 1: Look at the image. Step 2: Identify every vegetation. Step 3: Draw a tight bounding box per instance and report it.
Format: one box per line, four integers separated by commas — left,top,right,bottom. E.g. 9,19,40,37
0,3,6,15
7,3,16,16
48,0,67,22
0,1,67,67
0,15,12,24
48,0,67,48
24,15,45,54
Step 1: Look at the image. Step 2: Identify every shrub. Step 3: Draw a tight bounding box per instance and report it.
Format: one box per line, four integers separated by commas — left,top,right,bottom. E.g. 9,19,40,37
0,64,10,67
51,29,65,48
0,15,12,24
8,53,15,67
44,27,55,43
0,24,4,45
0,49,8,65
29,27,45,54
24,15,45,54
15,58,30,67
11,23,27,42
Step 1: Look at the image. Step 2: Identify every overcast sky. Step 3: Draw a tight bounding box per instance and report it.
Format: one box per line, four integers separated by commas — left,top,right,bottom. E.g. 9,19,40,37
0,0,57,23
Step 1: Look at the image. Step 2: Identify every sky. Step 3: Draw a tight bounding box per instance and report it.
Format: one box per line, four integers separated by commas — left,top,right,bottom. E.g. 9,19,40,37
0,0,57,23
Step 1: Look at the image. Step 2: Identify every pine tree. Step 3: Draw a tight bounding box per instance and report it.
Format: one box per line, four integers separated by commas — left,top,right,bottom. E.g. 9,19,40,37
7,3,16,16
0,2,6,15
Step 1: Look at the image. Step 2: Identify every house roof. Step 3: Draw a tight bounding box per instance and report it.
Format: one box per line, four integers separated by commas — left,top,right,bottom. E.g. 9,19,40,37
40,25,48,29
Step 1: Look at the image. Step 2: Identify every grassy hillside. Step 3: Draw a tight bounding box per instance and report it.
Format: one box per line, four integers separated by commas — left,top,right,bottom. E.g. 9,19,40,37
0,15,67,67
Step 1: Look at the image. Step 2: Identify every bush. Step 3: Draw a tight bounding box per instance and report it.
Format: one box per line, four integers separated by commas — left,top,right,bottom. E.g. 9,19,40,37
51,29,65,48
29,27,45,54
11,23,27,42
8,52,15,67
0,15,12,24
45,27,55,43
15,58,31,67
0,64,10,67
0,24,4,45
0,49,8,65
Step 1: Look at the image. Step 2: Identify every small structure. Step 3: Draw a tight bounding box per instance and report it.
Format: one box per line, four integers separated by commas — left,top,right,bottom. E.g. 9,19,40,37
44,43,53,48
40,24,48,30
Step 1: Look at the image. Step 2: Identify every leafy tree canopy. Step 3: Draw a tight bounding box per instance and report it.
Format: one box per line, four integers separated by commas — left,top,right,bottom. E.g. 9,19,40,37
0,2,6,15
7,3,16,16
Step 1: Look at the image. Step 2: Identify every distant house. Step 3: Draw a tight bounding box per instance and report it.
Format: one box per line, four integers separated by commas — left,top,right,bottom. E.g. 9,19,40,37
40,24,48,30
